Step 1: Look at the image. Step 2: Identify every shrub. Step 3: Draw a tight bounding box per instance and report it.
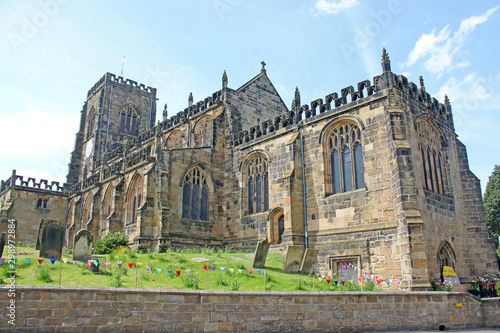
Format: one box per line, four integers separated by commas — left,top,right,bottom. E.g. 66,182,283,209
94,233,129,254
36,266,53,283
230,278,241,291
182,274,201,289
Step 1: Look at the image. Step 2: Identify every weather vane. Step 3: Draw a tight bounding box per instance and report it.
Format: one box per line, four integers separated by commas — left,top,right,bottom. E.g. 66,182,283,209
120,56,127,77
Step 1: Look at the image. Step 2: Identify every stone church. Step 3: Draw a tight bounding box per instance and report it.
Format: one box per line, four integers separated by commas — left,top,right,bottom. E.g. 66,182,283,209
1,49,498,288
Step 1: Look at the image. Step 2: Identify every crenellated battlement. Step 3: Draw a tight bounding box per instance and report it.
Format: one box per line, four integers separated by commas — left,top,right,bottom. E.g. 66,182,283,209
391,73,452,121
0,170,66,194
87,72,157,98
230,77,380,147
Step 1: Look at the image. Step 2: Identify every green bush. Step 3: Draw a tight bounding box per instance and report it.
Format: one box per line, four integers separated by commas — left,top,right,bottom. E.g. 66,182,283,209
94,233,129,254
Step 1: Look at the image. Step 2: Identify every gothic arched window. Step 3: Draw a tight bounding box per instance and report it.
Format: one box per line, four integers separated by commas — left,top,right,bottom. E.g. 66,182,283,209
102,184,114,219
182,166,209,221
86,108,96,139
120,106,139,135
126,174,143,225
165,131,185,150
245,154,269,215
416,118,447,195
324,122,365,195
193,116,210,147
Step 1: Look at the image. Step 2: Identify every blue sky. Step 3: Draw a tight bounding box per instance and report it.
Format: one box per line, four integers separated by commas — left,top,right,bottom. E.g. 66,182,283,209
0,0,499,193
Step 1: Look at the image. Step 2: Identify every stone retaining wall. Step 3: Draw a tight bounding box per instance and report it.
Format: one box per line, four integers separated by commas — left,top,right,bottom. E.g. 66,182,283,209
1,286,499,332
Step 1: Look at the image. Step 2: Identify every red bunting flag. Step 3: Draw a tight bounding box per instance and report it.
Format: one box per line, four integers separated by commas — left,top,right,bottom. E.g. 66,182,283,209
357,277,362,283
128,263,133,269
326,279,330,284
38,259,44,265
203,265,208,270
176,271,181,276
341,281,345,286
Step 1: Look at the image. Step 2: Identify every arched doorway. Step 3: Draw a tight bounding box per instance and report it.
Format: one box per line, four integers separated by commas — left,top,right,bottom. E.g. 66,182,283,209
268,208,285,245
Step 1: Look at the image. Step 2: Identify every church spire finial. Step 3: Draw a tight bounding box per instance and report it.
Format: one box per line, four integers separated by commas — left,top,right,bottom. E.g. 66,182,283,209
261,61,266,74
222,70,228,88
419,76,425,90
444,94,450,107
292,86,301,111
381,48,391,72
188,92,193,107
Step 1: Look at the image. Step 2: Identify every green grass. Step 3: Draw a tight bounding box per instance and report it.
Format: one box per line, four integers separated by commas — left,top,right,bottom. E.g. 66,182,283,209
2,246,386,292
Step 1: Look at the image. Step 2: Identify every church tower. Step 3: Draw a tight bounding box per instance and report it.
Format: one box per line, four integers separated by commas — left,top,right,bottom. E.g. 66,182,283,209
66,73,157,184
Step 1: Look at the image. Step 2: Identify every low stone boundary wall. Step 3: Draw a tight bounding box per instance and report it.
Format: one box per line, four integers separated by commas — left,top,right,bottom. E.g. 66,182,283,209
0,286,499,332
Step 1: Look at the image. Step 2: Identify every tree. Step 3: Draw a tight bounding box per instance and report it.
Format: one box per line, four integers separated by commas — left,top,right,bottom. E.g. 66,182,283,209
484,165,500,247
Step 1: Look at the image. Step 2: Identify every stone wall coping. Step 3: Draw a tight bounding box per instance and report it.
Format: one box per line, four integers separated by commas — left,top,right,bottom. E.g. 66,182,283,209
6,285,494,303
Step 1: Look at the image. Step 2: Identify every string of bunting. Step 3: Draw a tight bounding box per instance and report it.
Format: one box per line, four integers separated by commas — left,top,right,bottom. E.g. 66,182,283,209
0,257,410,289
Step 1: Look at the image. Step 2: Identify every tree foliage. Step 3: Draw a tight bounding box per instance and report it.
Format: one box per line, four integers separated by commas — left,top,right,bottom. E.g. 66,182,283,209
94,232,129,254
484,165,500,246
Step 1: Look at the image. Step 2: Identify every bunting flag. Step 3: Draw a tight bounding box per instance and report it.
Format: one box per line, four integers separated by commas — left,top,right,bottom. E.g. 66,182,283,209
211,265,216,271
357,277,362,283
49,258,57,264
167,270,172,276
11,259,17,263
94,261,99,267
367,278,371,283
229,268,234,273
62,258,67,264
395,280,399,286
0,258,5,265
127,263,133,269
376,280,381,285
38,259,44,265
326,279,330,284
334,281,339,286
318,277,323,282
385,281,391,286
73,260,78,265
157,268,162,274
256,269,261,274
220,267,225,273
238,269,243,274
186,269,191,275
117,263,123,269
105,263,111,268
25,259,31,265
341,281,345,286
146,266,151,271
203,265,208,271
87,261,92,267
342,264,347,269
175,271,181,277
247,270,252,275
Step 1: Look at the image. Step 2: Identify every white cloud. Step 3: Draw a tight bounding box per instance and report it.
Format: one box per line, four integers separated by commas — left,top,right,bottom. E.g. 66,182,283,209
405,6,498,73
314,0,359,14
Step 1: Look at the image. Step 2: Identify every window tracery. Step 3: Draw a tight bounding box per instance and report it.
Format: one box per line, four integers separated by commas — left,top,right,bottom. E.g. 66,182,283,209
324,122,365,195
416,119,446,194
182,166,209,221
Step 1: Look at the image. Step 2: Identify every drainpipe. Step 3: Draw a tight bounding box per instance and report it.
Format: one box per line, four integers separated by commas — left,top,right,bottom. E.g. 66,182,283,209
298,123,308,249
105,85,113,153
148,96,154,129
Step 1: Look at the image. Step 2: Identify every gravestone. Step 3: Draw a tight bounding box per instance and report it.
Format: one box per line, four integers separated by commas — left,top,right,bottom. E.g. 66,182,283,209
39,223,64,259
0,232,6,257
73,230,93,261
252,239,270,268
283,245,305,273
300,248,319,274
36,219,58,250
